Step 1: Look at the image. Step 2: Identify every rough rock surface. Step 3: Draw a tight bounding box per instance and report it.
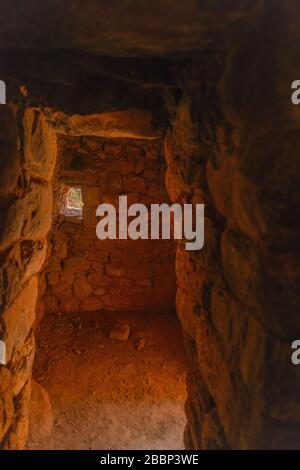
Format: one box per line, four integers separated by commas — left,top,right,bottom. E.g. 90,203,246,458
0,0,300,451
0,1,255,57
39,135,176,316
110,324,131,342
28,380,53,442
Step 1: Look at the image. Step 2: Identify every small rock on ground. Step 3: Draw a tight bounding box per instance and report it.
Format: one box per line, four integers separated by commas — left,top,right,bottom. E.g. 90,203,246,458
110,323,130,341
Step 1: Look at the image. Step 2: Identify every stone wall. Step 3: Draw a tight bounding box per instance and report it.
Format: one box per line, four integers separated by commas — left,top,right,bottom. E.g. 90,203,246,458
164,3,300,448
40,135,176,316
1,2,300,449
0,107,57,449
0,105,175,449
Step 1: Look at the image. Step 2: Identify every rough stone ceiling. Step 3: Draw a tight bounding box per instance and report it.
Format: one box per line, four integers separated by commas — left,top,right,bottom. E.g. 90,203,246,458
1,0,255,57
45,109,162,139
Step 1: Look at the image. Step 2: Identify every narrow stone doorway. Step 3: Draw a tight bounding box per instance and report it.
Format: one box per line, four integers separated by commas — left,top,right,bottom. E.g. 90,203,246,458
25,131,187,449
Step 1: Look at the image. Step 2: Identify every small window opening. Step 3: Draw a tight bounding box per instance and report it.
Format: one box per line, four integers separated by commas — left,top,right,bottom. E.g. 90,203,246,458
60,187,83,219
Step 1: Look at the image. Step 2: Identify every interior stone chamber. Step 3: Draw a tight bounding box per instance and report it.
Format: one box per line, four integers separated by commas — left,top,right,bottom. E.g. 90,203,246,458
0,0,300,450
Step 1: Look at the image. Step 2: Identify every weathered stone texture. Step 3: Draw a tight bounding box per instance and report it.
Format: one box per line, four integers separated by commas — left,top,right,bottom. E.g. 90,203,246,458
28,380,53,442
0,107,56,449
165,3,300,448
40,135,176,315
1,1,300,450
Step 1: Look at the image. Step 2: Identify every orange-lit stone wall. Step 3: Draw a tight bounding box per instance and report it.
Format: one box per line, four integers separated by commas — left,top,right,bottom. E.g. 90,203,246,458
40,136,176,316
0,107,57,449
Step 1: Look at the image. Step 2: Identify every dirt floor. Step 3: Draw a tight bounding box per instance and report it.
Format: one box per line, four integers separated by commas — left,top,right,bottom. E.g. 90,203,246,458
26,309,187,450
